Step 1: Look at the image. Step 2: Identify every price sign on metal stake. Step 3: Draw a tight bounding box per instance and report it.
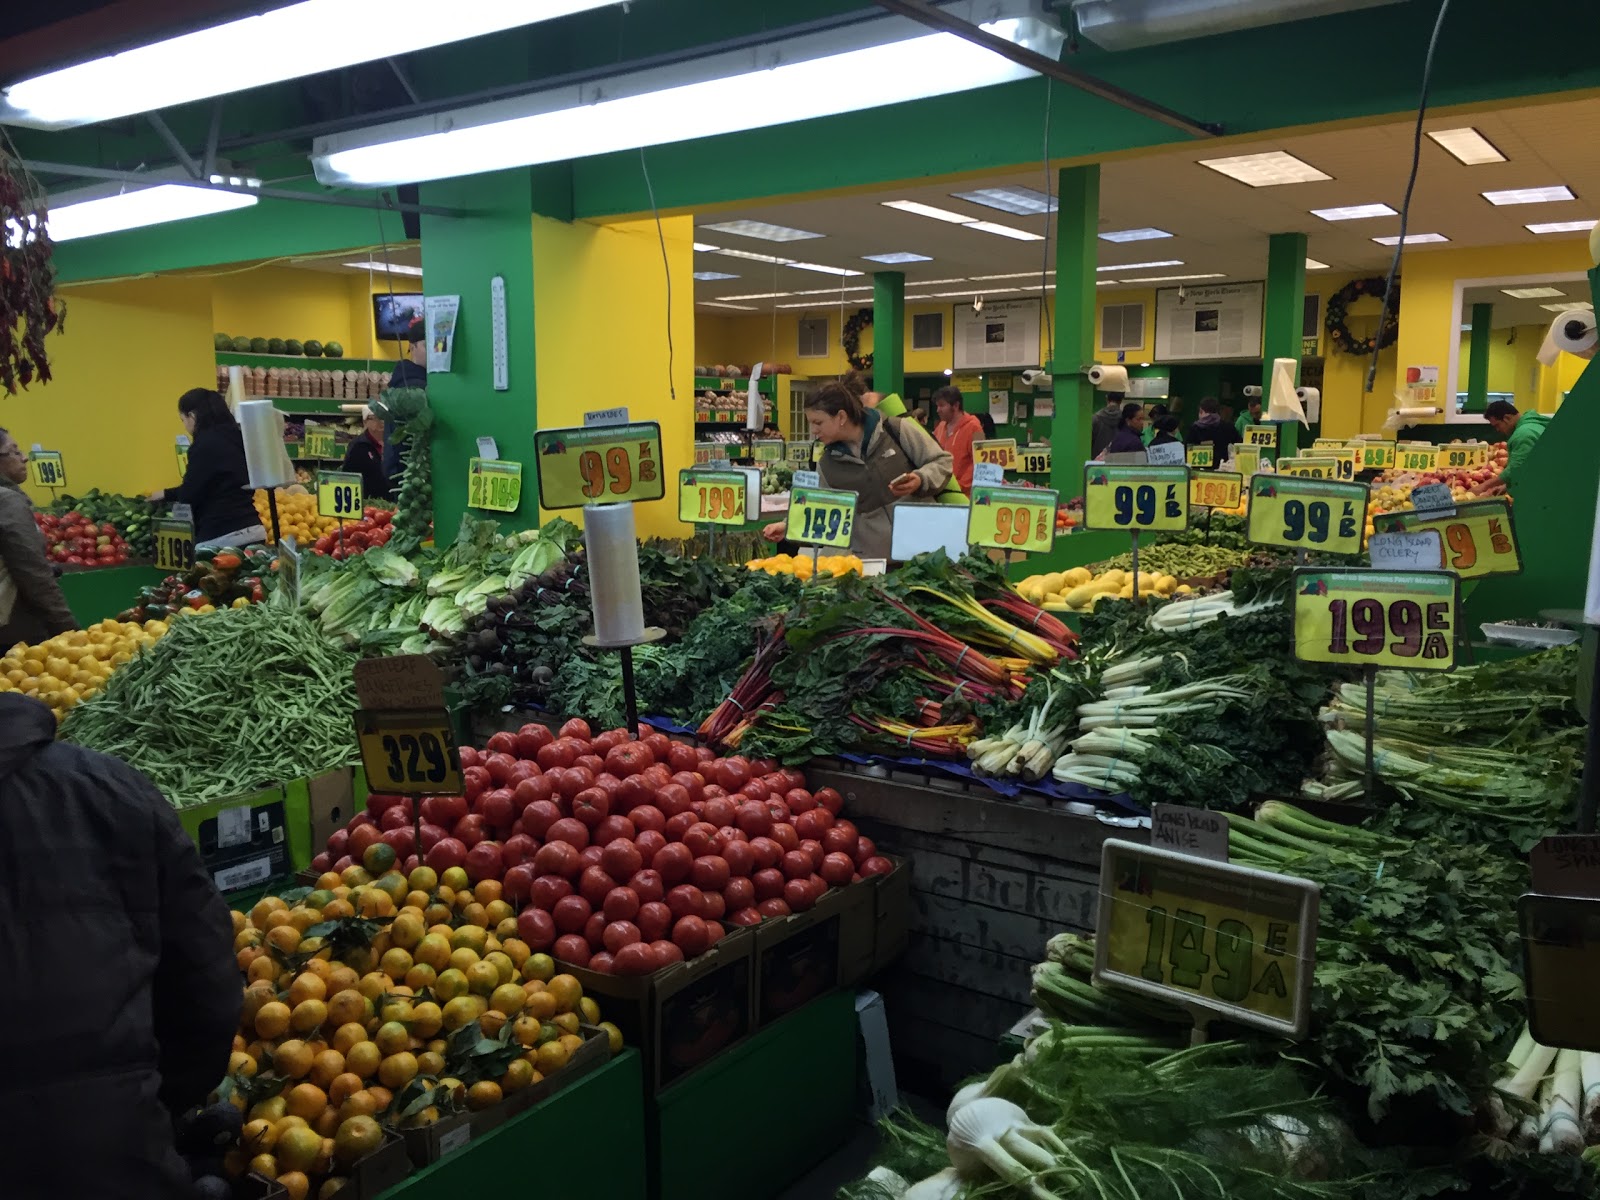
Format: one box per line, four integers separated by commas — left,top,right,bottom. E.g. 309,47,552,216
1082,464,1189,532
26,450,65,488
318,471,364,519
535,422,663,509
751,439,785,464
678,469,750,527
787,440,816,465
153,518,196,572
1189,471,1243,511
467,459,523,512
302,423,337,460
354,709,464,795
973,439,1018,470
1350,440,1396,472
1372,498,1521,579
1397,445,1439,473
1243,425,1279,450
968,485,1057,553
1247,476,1367,557
1292,568,1459,671
1018,447,1053,475
1185,445,1213,469
1438,443,1490,470
786,486,858,549
1094,840,1320,1037
1278,456,1339,480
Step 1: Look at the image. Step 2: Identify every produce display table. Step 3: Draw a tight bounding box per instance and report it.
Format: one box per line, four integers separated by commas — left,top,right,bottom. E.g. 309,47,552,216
651,989,858,1200
59,563,163,625
376,1050,647,1200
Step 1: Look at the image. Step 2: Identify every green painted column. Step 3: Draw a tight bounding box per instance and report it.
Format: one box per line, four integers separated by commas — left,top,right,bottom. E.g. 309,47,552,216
1051,164,1099,501
1262,232,1308,458
873,271,905,398
1466,302,1494,413
418,169,539,536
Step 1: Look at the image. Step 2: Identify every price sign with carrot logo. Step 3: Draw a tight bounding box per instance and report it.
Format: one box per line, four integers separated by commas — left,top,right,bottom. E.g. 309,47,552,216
1397,445,1439,472
535,422,664,509
354,709,463,796
974,439,1018,470
1371,498,1521,579
1278,456,1338,480
1247,476,1366,557
1189,471,1242,511
1439,442,1490,470
1082,464,1189,532
1292,568,1458,671
968,485,1057,553
1350,441,1396,471
786,486,857,548
467,459,523,513
1095,840,1320,1037
678,469,749,527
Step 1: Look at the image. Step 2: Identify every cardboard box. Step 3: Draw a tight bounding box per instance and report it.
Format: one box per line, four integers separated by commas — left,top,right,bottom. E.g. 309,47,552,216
752,880,876,1025
179,785,297,897
236,1173,288,1199
303,766,363,856
324,1128,411,1199
399,1110,472,1168
557,927,755,1092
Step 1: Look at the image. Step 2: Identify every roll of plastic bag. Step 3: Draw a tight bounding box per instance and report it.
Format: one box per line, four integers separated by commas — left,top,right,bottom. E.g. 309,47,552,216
1296,386,1321,423
1537,308,1597,366
237,399,295,489
1086,364,1129,392
584,502,646,646
1383,406,1441,431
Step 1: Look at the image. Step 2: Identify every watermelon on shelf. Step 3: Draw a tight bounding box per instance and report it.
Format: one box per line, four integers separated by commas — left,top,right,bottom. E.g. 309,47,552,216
284,339,304,355
230,336,252,352
323,341,344,358
213,333,233,351
303,340,324,357
249,337,268,353
267,338,286,354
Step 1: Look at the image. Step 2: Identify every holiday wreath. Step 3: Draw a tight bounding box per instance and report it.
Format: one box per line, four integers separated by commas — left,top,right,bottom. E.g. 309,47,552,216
842,307,873,372
1325,277,1399,357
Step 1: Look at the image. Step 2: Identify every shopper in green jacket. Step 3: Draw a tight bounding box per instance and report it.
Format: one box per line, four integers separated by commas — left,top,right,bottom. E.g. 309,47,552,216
1235,396,1263,436
1478,399,1551,495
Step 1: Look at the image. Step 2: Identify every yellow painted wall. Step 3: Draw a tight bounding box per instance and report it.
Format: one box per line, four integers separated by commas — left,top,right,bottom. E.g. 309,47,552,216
2,276,214,503
210,265,362,353
533,214,695,538
698,302,959,378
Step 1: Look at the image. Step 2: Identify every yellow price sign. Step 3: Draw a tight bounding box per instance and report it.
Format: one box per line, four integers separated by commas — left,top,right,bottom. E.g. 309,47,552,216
678,470,749,526
1396,445,1439,472
1189,471,1242,510
1094,840,1320,1036
752,439,784,464
973,439,1017,470
1243,424,1278,450
354,709,464,796
693,441,718,466
1438,442,1490,470
950,373,983,393
1234,447,1261,477
302,423,337,460
1185,445,1213,469
1350,440,1396,471
1312,438,1345,452
968,485,1057,553
176,441,190,478
1371,498,1521,579
1278,456,1339,480
1082,464,1188,532
1018,447,1052,475
318,471,365,520
1326,449,1357,481
1247,476,1367,556
1292,567,1458,671
787,486,857,548
534,422,663,509
787,441,815,465
467,459,523,513
26,451,65,488
153,518,195,572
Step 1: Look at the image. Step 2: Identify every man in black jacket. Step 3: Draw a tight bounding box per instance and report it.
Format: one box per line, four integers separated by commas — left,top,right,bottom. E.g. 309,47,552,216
1184,396,1237,469
0,693,240,1197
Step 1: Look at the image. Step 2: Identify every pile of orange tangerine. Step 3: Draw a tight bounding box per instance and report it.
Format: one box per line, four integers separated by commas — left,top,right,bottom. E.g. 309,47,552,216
224,849,621,1199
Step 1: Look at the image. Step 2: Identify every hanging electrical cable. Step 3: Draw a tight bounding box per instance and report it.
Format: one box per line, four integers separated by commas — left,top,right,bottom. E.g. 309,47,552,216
638,147,676,403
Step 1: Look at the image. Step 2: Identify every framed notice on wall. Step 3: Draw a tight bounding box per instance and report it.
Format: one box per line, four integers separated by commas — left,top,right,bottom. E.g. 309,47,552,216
954,298,1042,370
1155,281,1264,362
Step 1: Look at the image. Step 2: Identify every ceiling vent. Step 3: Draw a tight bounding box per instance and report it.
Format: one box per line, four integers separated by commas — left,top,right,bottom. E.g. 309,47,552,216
1069,0,1405,50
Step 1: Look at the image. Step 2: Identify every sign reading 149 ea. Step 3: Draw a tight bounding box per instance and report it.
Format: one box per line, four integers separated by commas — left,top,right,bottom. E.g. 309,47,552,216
1292,567,1458,671
1094,839,1320,1037
786,486,857,548
968,485,1057,553
1082,464,1189,532
534,421,663,509
1247,475,1367,556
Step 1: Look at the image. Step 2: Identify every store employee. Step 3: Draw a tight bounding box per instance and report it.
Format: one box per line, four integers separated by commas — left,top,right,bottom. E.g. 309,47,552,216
1476,400,1550,495
149,389,265,549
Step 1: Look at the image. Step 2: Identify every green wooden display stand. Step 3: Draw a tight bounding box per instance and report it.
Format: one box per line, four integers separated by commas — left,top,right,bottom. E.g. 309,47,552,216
59,564,165,625
650,989,858,1200
376,1050,647,1200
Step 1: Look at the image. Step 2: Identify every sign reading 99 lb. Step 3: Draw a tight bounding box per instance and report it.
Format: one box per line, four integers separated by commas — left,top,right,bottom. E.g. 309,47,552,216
1246,475,1367,556
1292,568,1458,671
1371,498,1521,579
968,485,1057,552
354,709,464,795
1081,464,1189,532
317,471,364,519
534,422,664,509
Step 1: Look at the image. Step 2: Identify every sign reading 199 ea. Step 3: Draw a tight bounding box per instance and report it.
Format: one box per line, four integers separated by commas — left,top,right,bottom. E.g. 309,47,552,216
1247,475,1367,556
535,422,663,509
153,518,196,572
968,485,1057,553
354,708,463,795
678,469,749,526
1082,464,1188,532
1094,840,1319,1037
1292,568,1458,671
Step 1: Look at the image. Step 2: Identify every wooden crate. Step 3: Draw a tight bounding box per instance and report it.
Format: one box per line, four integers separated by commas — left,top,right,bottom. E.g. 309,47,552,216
807,761,1143,1088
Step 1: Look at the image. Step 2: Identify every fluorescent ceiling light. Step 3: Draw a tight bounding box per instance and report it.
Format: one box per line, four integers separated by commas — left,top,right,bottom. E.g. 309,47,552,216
1097,260,1181,272
1482,186,1576,206
883,200,976,224
966,220,1044,241
1372,233,1449,245
1100,228,1172,243
930,288,1037,298
720,291,796,301
1198,150,1330,187
701,301,758,311
861,252,932,264
692,242,720,252
44,182,257,242
777,301,846,309
1428,127,1506,165
699,220,823,242
950,186,1056,215
693,271,740,281
970,271,1047,281
788,286,873,295
1124,273,1225,283
315,3,1066,186
1542,303,1587,312
1502,286,1565,299
1527,219,1599,234
0,0,627,130
1310,203,1396,221
712,248,793,264
787,262,864,277
343,260,424,276
1096,280,1119,286
1305,258,1330,270
915,278,970,286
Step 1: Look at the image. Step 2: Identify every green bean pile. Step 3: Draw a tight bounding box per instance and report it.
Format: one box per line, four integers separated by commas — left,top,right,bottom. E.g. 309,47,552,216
62,605,360,807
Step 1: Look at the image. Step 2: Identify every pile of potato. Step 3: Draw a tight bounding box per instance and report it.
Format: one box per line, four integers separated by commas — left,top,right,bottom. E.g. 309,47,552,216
1016,567,1190,612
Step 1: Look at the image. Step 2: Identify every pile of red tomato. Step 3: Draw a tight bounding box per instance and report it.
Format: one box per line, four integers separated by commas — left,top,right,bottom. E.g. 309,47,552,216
312,720,892,976
310,507,395,558
32,512,130,567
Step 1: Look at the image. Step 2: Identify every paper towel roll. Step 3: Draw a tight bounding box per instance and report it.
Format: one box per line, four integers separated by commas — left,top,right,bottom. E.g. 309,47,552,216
1266,358,1306,425
1383,406,1441,430
746,363,765,430
226,365,247,411
1241,385,1263,399
1296,386,1322,424
1086,364,1129,392
1537,308,1598,365
584,503,647,646
236,400,295,489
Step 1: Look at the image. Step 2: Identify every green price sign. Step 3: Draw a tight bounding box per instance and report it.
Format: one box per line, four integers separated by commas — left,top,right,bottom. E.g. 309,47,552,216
752,439,784,463
1082,464,1189,532
27,451,65,488
968,485,1056,553
468,459,523,512
534,422,663,509
1247,475,1367,556
303,423,337,460
1185,445,1213,469
678,469,749,526
786,486,857,548
318,471,365,519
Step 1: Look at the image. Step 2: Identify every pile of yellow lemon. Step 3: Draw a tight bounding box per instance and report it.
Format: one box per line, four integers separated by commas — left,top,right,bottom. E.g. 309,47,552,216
254,488,342,546
746,552,864,580
0,618,167,718
224,857,621,1198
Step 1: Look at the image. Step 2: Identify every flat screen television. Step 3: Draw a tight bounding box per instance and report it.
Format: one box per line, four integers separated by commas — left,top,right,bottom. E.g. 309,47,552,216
373,293,425,340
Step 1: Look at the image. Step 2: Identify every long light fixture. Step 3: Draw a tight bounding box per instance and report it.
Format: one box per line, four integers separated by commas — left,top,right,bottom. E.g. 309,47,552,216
43,180,257,242
1198,150,1330,187
1098,260,1181,272
1311,203,1396,221
343,260,423,276
1372,233,1448,246
0,0,628,130
1428,128,1506,165
314,1,1066,187
1527,219,1599,235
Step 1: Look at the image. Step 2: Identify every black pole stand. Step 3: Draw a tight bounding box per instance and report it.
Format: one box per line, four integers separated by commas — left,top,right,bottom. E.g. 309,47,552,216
583,627,667,735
